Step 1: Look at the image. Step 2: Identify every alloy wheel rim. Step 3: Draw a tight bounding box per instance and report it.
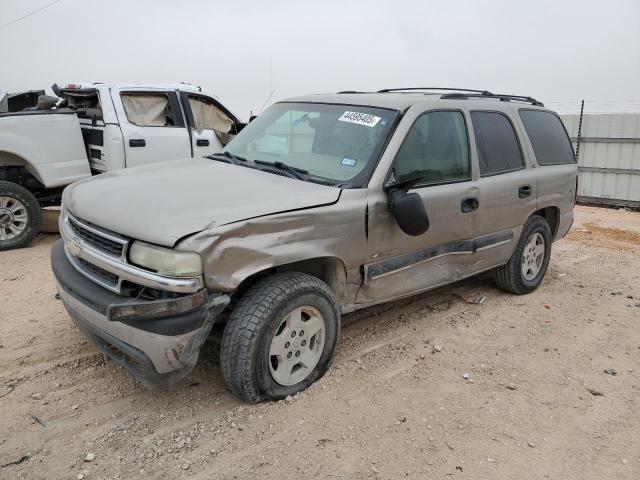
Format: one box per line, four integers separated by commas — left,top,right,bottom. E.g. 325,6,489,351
0,196,28,241
521,232,545,281
268,305,326,386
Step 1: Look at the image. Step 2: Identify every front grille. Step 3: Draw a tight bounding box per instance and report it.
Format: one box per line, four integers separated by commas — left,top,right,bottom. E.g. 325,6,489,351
68,217,124,257
77,258,119,287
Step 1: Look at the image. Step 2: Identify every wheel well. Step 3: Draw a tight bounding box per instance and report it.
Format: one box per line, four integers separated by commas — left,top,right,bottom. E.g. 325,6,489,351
231,257,348,303
0,163,44,190
0,164,63,206
532,206,560,239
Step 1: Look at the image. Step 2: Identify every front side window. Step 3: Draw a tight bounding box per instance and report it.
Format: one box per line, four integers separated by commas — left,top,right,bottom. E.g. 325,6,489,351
471,111,524,176
394,110,470,186
519,110,575,165
121,93,177,127
225,102,398,184
188,96,234,133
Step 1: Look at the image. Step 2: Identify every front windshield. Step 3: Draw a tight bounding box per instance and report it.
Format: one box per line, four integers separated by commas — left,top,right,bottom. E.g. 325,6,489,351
225,102,398,185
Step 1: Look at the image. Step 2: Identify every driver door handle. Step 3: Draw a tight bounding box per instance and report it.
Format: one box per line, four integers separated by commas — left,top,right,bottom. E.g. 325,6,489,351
461,197,479,213
519,184,532,198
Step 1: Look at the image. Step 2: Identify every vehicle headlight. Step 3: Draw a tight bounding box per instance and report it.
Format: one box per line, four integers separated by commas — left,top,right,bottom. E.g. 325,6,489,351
129,241,203,277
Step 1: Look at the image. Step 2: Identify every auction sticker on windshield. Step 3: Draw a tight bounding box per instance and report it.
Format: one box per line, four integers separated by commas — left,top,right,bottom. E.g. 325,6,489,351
338,111,381,127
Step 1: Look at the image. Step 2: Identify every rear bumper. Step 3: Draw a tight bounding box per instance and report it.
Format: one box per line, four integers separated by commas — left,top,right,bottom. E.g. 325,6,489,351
556,209,575,240
51,239,229,388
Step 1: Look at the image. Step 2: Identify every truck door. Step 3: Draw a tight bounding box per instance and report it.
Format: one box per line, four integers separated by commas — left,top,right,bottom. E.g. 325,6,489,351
115,90,191,168
357,109,479,304
180,92,237,158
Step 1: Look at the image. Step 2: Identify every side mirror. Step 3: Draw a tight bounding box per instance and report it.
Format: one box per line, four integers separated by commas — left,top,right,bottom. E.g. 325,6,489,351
388,188,429,236
248,115,257,123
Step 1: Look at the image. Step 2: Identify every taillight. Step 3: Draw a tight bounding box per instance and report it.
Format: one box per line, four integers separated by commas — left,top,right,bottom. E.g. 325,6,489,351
66,84,79,89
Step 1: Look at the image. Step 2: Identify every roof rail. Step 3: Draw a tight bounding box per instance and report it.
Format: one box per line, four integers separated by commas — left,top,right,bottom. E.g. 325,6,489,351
440,92,544,107
377,87,493,95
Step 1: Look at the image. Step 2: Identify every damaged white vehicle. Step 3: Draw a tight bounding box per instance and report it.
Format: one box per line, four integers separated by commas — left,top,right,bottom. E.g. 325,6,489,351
0,83,243,250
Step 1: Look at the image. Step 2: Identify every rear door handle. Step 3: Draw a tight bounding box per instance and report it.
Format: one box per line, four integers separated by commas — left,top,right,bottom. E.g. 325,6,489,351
461,197,479,213
519,184,532,198
129,139,146,147
196,139,210,147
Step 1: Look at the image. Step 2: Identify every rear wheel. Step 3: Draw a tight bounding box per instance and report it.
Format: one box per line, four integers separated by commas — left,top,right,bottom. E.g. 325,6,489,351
220,272,340,403
495,215,552,295
0,181,42,250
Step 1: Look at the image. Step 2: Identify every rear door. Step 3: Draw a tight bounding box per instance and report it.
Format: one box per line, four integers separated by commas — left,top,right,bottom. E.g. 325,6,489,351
180,92,238,158
114,89,191,168
469,110,537,272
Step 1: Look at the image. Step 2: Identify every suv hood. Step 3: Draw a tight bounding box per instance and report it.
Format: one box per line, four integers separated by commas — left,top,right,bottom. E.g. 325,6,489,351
63,158,341,247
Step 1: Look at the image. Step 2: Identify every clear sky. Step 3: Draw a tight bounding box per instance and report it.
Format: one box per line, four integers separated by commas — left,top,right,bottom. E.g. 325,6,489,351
1,0,639,119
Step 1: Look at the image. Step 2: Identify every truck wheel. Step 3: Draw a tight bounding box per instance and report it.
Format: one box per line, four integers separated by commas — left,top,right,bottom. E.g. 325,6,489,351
0,181,42,251
220,272,340,403
495,215,552,295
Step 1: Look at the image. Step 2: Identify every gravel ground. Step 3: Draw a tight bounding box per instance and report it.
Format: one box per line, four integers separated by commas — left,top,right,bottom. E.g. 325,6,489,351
1,205,639,480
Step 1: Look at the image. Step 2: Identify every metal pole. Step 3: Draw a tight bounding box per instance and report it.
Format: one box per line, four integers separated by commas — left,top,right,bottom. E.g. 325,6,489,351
575,100,585,162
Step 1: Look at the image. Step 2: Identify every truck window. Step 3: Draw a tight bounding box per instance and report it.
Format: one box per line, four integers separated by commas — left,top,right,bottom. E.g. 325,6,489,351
188,96,234,132
519,110,575,165
394,110,470,186
471,111,524,176
61,89,102,120
121,93,177,127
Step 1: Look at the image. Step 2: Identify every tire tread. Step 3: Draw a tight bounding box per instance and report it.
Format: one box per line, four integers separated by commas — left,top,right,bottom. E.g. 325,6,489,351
220,272,337,403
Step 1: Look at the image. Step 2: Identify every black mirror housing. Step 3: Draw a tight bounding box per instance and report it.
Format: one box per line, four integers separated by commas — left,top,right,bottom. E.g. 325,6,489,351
389,188,430,236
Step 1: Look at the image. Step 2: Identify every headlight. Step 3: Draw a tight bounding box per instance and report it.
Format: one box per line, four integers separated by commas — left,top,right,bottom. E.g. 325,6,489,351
129,241,203,277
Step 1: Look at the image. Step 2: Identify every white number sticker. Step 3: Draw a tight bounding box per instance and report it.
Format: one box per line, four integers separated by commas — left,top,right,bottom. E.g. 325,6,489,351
338,111,381,127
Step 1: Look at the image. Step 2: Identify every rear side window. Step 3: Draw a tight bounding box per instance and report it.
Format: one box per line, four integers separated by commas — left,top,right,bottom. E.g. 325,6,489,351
121,93,177,127
519,110,575,165
471,111,524,176
394,110,470,186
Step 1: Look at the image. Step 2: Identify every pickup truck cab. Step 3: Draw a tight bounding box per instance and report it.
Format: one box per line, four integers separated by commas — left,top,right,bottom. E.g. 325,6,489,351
51,88,578,403
0,83,242,250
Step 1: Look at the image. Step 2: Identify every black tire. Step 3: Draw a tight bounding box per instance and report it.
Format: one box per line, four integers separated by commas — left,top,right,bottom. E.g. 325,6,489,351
495,215,552,295
0,181,42,251
220,272,340,403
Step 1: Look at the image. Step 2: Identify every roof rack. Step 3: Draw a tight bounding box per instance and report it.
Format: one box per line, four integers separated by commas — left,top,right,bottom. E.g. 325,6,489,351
377,87,494,95
375,87,543,107
440,92,544,107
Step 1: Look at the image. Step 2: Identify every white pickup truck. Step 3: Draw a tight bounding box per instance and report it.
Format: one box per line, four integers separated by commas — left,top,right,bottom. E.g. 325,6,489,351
0,83,243,250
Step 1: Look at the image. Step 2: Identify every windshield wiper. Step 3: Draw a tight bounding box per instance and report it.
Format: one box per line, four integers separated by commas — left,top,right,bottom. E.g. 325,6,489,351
207,151,248,166
254,160,309,180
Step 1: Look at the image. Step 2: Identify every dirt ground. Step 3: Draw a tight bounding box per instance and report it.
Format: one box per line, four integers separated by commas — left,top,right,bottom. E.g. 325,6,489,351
1,205,639,480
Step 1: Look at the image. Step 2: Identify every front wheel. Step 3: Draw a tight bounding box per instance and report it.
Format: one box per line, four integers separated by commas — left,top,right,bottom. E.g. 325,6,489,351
495,215,552,295
220,272,340,403
0,181,42,251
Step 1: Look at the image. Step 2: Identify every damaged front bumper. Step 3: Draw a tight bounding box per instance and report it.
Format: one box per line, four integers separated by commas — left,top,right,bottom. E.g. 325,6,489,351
51,239,229,389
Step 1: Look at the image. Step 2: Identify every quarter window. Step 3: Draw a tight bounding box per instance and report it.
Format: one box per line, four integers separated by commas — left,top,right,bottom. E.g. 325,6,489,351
471,111,524,176
519,110,575,165
394,111,470,185
121,93,177,127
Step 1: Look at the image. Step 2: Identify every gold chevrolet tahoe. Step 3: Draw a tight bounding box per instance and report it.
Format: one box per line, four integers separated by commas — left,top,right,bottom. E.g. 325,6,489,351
52,88,578,403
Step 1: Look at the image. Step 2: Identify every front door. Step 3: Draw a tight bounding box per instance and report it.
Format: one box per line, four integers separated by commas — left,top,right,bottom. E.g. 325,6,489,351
116,90,191,168
357,110,479,304
181,93,237,158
